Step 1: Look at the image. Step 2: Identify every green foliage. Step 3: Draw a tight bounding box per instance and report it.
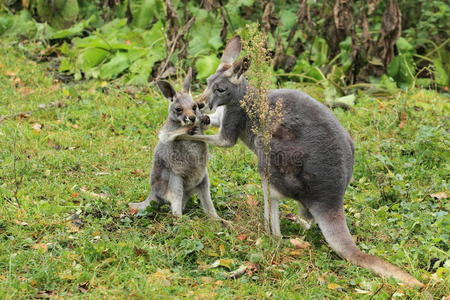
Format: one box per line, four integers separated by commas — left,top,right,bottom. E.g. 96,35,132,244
195,54,220,80
0,0,448,89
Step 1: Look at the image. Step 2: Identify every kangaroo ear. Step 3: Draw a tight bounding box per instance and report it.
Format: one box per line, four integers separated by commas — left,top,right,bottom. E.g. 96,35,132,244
157,81,176,100
219,36,241,69
183,67,192,93
232,56,251,78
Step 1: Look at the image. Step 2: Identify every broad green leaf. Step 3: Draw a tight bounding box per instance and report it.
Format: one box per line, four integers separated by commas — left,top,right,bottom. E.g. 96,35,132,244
397,37,414,53
99,52,130,79
335,94,356,107
37,0,79,29
188,10,223,57
134,0,164,29
77,48,110,72
48,16,95,39
0,15,13,34
195,55,220,80
73,36,111,50
433,59,449,86
311,37,329,66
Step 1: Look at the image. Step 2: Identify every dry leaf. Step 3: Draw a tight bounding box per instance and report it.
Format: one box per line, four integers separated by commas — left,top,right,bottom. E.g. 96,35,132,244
128,208,139,215
131,169,145,177
289,250,303,256
327,282,344,291
14,220,28,226
246,195,258,207
430,192,448,200
399,111,407,128
228,264,248,279
32,123,43,131
32,243,50,252
354,288,371,294
284,213,297,221
18,87,35,96
80,187,108,198
13,77,24,87
5,71,16,77
236,235,247,241
147,269,172,286
209,259,234,270
289,238,311,249
133,247,149,257
219,244,225,256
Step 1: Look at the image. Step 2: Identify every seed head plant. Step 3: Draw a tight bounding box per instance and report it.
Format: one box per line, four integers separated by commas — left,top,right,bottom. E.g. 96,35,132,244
239,24,283,229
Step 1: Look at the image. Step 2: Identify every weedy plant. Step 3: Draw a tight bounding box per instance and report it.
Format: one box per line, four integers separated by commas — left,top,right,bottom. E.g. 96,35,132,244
239,24,283,231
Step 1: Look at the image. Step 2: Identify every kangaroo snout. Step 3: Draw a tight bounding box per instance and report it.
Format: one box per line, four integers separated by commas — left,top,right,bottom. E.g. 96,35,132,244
184,115,196,125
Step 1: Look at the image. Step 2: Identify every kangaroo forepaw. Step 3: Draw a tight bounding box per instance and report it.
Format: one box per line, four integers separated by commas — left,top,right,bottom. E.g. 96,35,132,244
187,126,199,135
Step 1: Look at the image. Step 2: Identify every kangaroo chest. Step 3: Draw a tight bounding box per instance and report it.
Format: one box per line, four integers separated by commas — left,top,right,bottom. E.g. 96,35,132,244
167,140,208,188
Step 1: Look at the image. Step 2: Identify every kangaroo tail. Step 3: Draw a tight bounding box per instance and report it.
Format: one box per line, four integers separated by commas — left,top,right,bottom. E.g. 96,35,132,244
309,204,423,288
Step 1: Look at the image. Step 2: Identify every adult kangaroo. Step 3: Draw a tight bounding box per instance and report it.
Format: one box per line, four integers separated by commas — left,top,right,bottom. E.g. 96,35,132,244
176,36,423,287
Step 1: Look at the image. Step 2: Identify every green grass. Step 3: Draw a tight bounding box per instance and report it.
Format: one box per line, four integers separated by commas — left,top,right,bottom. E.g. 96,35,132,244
0,42,449,299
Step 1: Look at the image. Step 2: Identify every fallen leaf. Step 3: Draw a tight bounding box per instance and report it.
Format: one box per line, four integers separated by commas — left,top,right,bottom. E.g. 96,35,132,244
430,192,448,200
317,275,327,285
36,290,57,298
284,213,297,221
354,288,371,294
246,195,258,207
228,264,248,279
289,250,303,256
289,238,311,249
18,87,35,96
128,208,139,215
219,244,225,256
58,271,76,281
147,269,172,286
236,235,247,241
200,276,214,283
133,247,149,257
32,123,43,131
67,223,80,233
13,77,24,87
80,187,108,198
78,281,90,293
327,282,344,291
399,111,407,128
14,220,28,226
32,243,49,252
209,259,234,270
5,71,16,77
71,193,80,198
131,169,145,177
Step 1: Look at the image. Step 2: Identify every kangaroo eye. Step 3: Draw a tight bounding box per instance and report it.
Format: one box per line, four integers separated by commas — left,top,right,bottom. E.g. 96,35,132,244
216,88,226,93
192,104,197,110
175,107,183,112
198,103,205,109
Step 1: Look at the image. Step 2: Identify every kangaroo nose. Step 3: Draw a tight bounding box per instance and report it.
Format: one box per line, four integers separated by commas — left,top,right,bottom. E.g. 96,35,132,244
189,116,196,123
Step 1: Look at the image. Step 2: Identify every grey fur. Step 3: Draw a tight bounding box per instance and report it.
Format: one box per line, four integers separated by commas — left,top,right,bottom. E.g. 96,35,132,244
175,36,423,287
129,78,219,219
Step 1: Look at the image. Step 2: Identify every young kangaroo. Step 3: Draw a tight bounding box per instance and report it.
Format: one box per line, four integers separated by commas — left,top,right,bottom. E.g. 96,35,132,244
128,69,219,219
175,37,423,287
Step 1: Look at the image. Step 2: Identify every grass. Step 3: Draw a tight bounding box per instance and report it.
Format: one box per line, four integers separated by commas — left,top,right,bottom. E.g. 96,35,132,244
0,42,449,299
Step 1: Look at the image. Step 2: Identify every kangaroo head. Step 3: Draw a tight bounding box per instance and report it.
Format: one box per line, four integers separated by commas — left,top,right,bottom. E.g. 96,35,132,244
157,68,201,126
198,36,251,112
